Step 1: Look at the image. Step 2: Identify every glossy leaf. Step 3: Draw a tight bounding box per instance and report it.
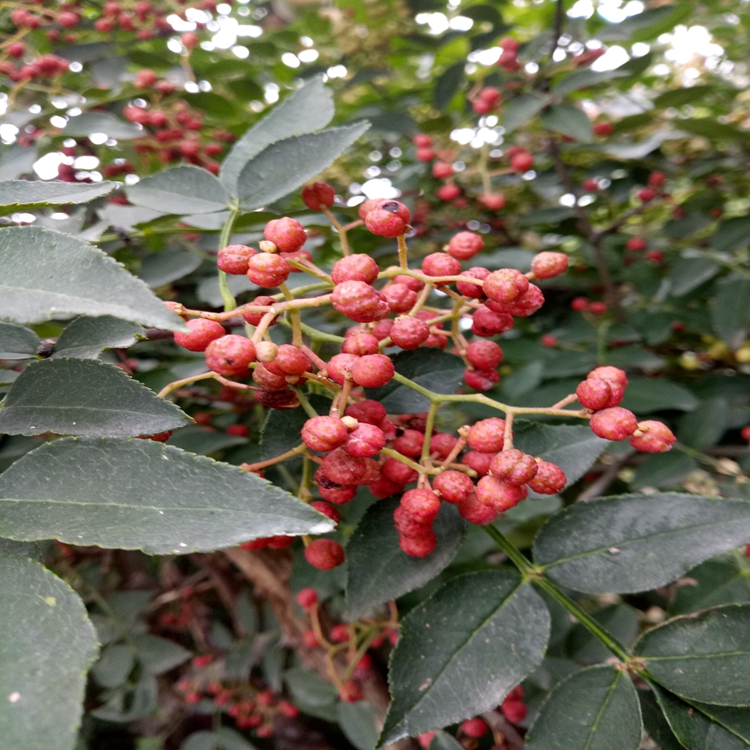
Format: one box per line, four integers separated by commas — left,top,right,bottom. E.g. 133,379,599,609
637,605,750,706
51,316,144,359
345,498,466,620
540,104,593,143
0,226,188,331
0,555,98,750
712,279,750,350
0,322,39,360
237,123,370,210
525,666,642,750
379,570,550,744
220,75,334,194
0,359,190,437
126,165,231,215
0,180,115,212
534,493,750,594
0,437,334,554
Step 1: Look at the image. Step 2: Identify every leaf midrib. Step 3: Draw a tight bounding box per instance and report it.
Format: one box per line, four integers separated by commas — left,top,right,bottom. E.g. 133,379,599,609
583,671,622,750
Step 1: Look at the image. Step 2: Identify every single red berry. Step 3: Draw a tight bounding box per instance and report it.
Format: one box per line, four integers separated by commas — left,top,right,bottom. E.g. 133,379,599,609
433,470,474,504
330,624,350,642
382,457,419,485
181,31,199,48
430,433,458,459
583,178,599,191
58,11,79,28
413,133,432,148
351,354,394,388
422,252,462,278
571,297,589,312
510,151,534,172
326,353,358,385
638,187,658,202
464,367,500,391
462,718,489,738
483,268,529,304
346,399,387,426
590,407,638,441
267,535,295,549
588,366,628,388
462,451,494,476
646,250,664,263
471,306,514,337
339,680,363,703
531,252,568,279
343,423,386,458
174,318,226,352
332,281,390,323
394,505,432,537
629,421,676,453
365,200,410,237
497,283,545,317
302,181,335,210
447,231,484,261
393,429,425,458
527,460,566,494
401,488,441,523
437,183,461,201
7,42,24,58
432,161,454,179
467,418,506,453
272,344,310,376
264,217,306,252
227,424,248,437
649,171,666,187
205,335,256,376
458,492,498,525
302,629,320,648
310,501,340,524
318,485,357,505
140,430,172,442
218,244,256,275
465,340,503,370
576,378,623,410
302,416,349,452
342,332,380,356
541,334,558,348
357,198,380,221
489,450,538,485
331,254,379,285
480,193,506,210
589,301,607,315
394,274,425,292
322,448,369,485
391,316,430,350
399,531,437,558
296,588,318,609
477,475,527,511
593,122,614,136
278,700,300,718
383,283,418,313
247,253,291,287
502,699,527,724
252,364,288,391
456,267,490,298
416,147,436,162
742,426,750,442
370,476,404,499
305,539,345,570
626,237,646,252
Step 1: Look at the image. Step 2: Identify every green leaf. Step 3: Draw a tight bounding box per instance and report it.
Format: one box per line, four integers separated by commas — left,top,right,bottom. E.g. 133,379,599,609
237,123,370,211
91,673,158,722
126,166,231,216
63,112,141,140
637,605,750,706
598,5,692,42
134,634,191,674
51,316,144,359
534,493,750,594
679,119,747,142
654,85,714,109
619,378,700,413
260,395,331,460
433,62,464,111
525,666,642,750
429,732,464,750
503,94,549,134
678,396,730,449
0,180,115,213
0,322,39,359
671,559,750,616
167,426,247,456
712,217,750,253
712,279,750,350
91,644,135,688
639,689,684,750
566,604,640,665
669,257,721,296
540,104,593,143
345,499,466,620
0,437,334,554
284,667,338,708
652,683,750,749
138,248,203,288
366,350,465,414
220,75,334,194
0,226,188,331
602,131,682,159
0,555,98,750
0,144,36,181
552,69,630,96
631,452,697,490
338,701,381,750
379,570,550,744
0,359,190,437
516,207,577,226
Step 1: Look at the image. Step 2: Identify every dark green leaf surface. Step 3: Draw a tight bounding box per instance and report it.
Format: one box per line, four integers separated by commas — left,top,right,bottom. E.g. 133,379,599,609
429,732,464,750
678,396,730,449
433,62,464,110
712,217,750,253
63,112,141,139
0,555,98,750
0,437,334,554
525,666,642,750
237,123,370,210
337,701,381,750
51,316,144,359
637,605,750,706
670,559,750,616
566,604,640,665
91,644,134,689
534,493,750,594
138,248,203,288
0,226,188,331
619,378,700,413
541,104,593,143
552,69,630,96
0,322,39,359
0,359,190,437
126,166,231,215
379,570,550,744
220,75,334,194
0,180,114,210
503,94,549,133
668,257,720,296
260,395,331,460
639,689,683,750
345,499,466,620
712,279,750,349
134,634,191,674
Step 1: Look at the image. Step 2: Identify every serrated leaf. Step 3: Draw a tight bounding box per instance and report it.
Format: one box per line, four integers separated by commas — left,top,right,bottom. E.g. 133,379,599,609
63,112,141,140
0,359,190,437
712,279,750,350
134,634,191,674
0,180,115,213
237,123,370,211
433,62,464,110
0,322,39,359
525,666,642,750
0,226,188,331
503,94,549,134
0,437,334,554
541,104,593,143
379,570,550,744
345,499,466,620
637,605,750,706
0,555,99,750
619,378,700,413
51,316,144,359
220,76,334,194
534,493,750,594
127,165,231,215
366,350,465,414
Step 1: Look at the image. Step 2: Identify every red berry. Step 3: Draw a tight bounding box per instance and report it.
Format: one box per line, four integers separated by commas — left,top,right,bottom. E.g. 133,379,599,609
342,333,379,356
458,492,498,525
462,451,494,477
181,31,199,48
351,354,394,388
135,69,157,88
325,353,358,386
343,423,386,458
330,624,350,642
302,182,335,210
476,475,527,511
541,334,558,347
393,429,425,458
527,460,566,494
242,296,276,326
416,147,436,162
742,426,750,442
8,42,24,58
422,252,462,278
264,217,306,252
252,364,288,392
227,424,248,437
399,531,437,558
483,269,529,304
271,344,309,376
302,416,349,452
391,316,430,350
638,187,658,202
471,307,515,337
400,488,441,523
383,283,418,313
502,699,527,724
394,505,431,537
589,302,607,315
296,588,318,609
332,281,390,323
626,237,646,252
646,250,664,263
413,134,432,148
365,200,410,237
447,231,484,261
174,318,226,352
583,178,599,191
467,418,506,453
489,450,538,485
593,122,614,136
571,297,589,312
432,161,454,179
532,252,568,279
218,244,256,275
346,399,387,426
305,539,345,570
357,198,380,221
369,476,404,499
247,253,291,287
510,152,534,172
466,340,503,370
205,335,256,376
480,193,506,210
318,485,357,505
649,171,666,187
331,254,379,285
58,11,79,28
437,183,461,201
590,407,638,441
456,267,490,298
430,433,458,459
382,457,419,485
588,366,628,388
576,378,624,410
464,368,500,391
462,718,489,738
321,449,369,486
629,421,676,453
433,471,474,504
310,501,340,524
339,680,363,703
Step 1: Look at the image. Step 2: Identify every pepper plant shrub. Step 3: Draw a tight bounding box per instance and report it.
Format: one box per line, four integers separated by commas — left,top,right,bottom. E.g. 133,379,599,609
1,2,750,750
